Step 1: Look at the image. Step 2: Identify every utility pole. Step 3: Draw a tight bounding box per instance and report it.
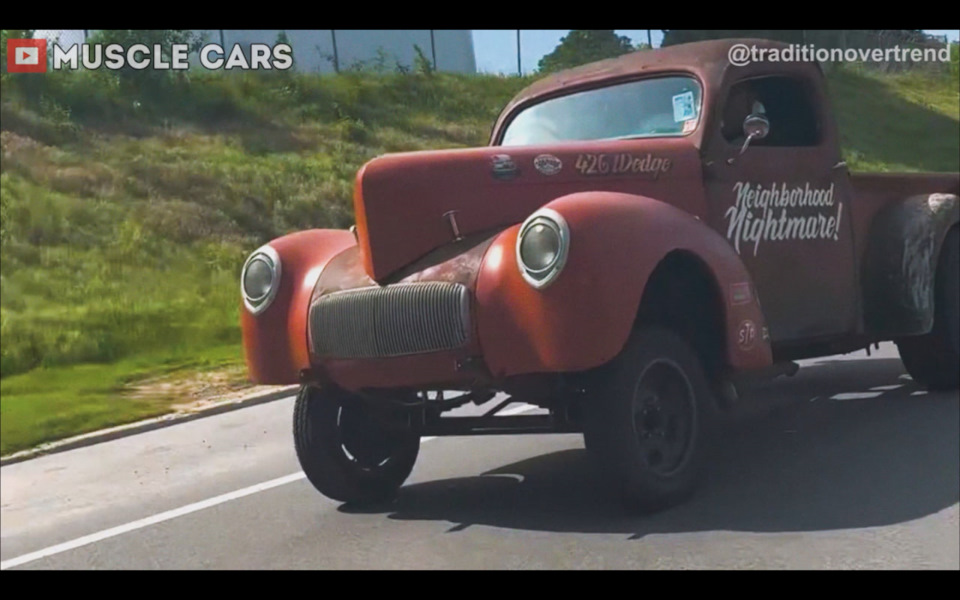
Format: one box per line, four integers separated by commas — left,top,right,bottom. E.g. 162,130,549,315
331,30,339,73
430,30,437,70
647,29,652,48
517,30,522,75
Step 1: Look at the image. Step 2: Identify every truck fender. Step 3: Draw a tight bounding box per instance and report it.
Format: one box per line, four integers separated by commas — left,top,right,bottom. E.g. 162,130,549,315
861,194,959,337
475,191,773,378
241,229,356,384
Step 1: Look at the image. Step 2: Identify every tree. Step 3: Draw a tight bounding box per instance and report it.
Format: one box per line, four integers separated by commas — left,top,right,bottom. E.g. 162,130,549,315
1,30,34,75
85,30,200,92
538,30,635,74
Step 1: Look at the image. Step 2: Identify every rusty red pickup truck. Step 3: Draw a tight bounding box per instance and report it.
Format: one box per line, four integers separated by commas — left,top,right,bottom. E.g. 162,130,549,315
240,39,959,511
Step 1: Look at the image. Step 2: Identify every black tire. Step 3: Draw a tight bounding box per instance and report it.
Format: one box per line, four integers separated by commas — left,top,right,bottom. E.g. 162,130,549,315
896,227,960,391
293,385,420,505
583,327,719,513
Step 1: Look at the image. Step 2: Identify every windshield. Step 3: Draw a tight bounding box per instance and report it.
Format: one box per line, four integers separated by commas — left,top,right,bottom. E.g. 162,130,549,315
500,76,702,147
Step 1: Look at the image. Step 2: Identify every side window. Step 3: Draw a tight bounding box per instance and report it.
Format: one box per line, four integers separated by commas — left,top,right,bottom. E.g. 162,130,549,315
721,76,820,147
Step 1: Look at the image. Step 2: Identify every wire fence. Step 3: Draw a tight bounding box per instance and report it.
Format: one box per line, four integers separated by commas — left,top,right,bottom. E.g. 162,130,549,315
30,30,476,74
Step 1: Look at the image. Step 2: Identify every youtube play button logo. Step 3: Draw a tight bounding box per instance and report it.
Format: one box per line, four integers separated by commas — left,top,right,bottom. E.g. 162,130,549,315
7,39,47,73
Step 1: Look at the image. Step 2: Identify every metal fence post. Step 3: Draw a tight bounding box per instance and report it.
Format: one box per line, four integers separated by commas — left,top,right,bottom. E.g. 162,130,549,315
331,29,339,73
517,30,521,75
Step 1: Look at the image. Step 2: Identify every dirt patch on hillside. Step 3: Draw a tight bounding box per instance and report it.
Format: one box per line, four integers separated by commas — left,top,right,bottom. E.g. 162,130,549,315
124,364,293,413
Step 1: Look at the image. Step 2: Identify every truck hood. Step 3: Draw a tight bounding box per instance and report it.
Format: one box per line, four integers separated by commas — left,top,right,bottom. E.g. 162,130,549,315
354,138,704,282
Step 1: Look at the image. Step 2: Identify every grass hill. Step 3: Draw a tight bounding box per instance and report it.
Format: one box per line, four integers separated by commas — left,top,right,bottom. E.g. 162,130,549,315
0,62,957,455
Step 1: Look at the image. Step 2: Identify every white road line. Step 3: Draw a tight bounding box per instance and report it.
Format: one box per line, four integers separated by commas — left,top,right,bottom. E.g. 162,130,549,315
831,392,884,401
0,472,306,570
1,403,539,570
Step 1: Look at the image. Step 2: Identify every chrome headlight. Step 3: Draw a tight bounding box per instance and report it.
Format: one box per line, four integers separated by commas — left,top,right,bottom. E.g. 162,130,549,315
516,208,570,289
241,245,281,314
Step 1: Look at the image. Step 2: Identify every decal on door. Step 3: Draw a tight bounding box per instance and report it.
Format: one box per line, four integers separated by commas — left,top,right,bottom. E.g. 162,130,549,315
574,153,672,178
725,182,844,256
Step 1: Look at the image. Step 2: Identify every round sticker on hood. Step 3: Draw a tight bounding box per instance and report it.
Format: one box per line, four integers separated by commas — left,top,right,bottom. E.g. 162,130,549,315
534,154,562,176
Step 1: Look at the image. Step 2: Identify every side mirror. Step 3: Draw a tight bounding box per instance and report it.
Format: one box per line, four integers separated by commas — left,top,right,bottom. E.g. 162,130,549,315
740,113,770,155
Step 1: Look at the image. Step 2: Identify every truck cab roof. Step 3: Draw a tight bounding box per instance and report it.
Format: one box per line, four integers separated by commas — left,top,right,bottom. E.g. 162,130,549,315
491,38,824,149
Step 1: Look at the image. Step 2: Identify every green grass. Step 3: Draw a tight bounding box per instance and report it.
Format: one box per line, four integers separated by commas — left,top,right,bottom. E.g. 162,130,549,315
828,66,960,171
0,344,244,455
0,71,531,379
0,63,957,456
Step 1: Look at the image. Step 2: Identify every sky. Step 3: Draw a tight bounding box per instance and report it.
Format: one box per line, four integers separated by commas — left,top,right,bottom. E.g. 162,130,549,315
473,29,960,75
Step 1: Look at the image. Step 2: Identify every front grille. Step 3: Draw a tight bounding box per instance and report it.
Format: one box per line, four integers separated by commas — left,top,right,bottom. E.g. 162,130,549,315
310,282,471,359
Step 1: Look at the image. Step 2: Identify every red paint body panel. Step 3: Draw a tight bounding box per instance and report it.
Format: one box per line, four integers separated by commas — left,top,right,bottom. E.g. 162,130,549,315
475,193,772,378
355,139,705,282
848,173,960,263
241,38,959,393
242,230,355,384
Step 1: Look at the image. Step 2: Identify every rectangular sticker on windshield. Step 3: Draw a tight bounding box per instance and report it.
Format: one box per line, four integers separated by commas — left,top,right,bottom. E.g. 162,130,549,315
672,91,695,122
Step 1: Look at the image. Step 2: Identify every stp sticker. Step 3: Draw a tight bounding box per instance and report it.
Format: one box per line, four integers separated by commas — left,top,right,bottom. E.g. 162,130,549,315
7,39,47,73
533,154,562,176
737,320,758,351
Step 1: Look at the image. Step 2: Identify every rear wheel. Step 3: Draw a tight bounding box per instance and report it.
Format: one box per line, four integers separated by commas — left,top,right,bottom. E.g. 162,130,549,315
583,327,718,512
294,385,420,505
896,228,960,391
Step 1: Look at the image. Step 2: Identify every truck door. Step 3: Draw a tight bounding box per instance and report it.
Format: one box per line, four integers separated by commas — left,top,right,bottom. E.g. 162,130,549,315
703,74,858,344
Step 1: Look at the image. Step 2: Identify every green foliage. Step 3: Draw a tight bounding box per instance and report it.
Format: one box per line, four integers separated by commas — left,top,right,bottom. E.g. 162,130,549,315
276,30,293,71
413,44,434,75
0,70,533,380
951,42,959,81
829,68,959,172
83,29,200,95
0,344,245,455
538,30,636,73
0,30,34,75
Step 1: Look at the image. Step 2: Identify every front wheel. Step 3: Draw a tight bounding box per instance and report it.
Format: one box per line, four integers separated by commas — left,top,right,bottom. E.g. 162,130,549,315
293,385,420,505
896,227,960,391
583,327,718,512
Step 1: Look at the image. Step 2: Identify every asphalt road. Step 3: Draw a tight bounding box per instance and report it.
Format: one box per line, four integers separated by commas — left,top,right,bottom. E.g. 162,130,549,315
2,343,957,569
